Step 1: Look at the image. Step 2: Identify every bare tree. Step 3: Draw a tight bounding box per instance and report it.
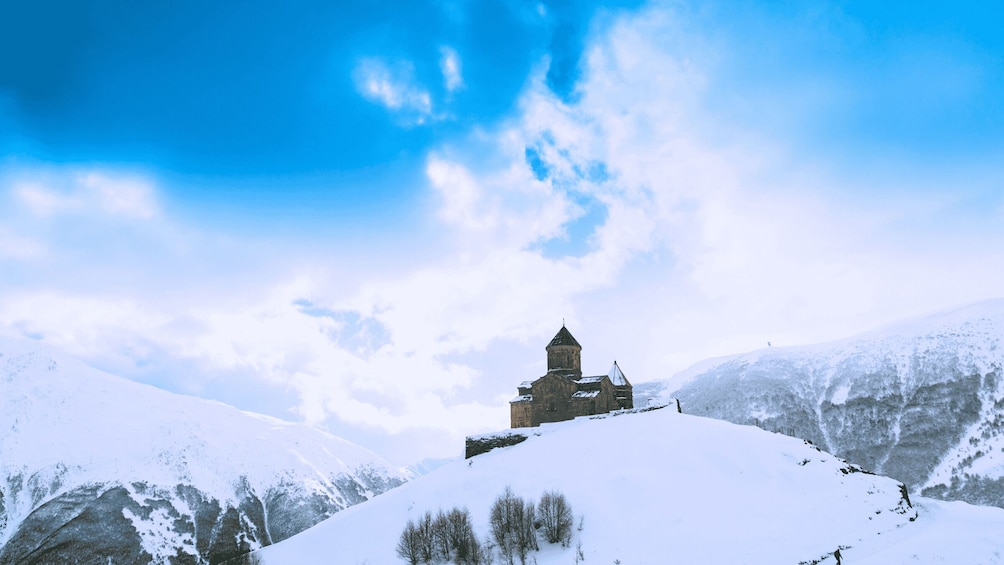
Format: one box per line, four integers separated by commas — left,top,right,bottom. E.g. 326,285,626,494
417,510,437,563
479,535,496,565
432,509,452,562
537,491,573,546
489,487,541,565
512,498,538,565
489,487,520,565
402,490,554,565
446,507,479,564
399,505,485,565
396,519,423,565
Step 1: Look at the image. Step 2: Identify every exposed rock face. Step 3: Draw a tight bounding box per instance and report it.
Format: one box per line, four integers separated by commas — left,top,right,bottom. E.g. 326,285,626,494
0,338,407,564
651,300,1004,509
0,474,406,565
2,485,154,565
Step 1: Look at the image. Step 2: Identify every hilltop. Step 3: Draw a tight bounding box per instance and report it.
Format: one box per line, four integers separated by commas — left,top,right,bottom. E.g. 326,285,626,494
253,406,1004,564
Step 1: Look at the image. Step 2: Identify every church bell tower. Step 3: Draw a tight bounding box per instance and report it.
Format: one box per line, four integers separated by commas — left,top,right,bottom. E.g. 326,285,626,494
546,325,582,378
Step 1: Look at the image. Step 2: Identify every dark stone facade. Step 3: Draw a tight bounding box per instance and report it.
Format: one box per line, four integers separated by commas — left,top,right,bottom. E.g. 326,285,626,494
510,326,633,428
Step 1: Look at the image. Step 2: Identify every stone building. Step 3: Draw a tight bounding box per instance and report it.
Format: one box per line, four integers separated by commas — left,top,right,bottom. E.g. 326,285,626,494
510,325,633,428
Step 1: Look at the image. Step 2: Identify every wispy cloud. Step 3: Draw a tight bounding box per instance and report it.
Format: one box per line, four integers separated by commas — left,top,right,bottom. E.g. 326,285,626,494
12,169,159,220
439,46,464,92
353,58,433,124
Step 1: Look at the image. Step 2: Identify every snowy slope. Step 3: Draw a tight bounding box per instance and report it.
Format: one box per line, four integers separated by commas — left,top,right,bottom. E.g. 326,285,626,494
242,407,1004,565
0,337,407,564
404,457,458,478
648,299,1004,509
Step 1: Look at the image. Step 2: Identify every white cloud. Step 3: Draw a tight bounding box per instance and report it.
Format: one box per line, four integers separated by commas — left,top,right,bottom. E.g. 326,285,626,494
439,46,464,92
425,153,573,248
2,4,1003,465
354,1,1004,392
80,172,158,219
353,58,433,123
426,157,487,230
12,169,159,220
523,3,1004,364
15,183,73,215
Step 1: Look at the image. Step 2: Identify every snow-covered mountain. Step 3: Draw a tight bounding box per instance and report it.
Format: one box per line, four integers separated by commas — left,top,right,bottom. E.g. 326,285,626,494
404,456,457,478
645,299,1004,509
249,406,1004,564
0,337,407,564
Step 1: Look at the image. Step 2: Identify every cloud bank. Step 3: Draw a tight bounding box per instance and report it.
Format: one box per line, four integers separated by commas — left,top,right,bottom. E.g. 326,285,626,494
2,3,1003,463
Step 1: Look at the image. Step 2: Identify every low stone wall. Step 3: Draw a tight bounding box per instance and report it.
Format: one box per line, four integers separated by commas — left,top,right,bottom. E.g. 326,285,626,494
464,431,529,459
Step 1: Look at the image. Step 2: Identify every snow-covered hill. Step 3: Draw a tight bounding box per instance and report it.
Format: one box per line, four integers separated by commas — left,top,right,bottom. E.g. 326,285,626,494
0,337,407,564
646,299,1004,509
246,406,1004,564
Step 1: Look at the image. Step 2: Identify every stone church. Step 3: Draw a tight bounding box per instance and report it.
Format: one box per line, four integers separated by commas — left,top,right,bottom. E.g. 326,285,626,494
510,325,633,428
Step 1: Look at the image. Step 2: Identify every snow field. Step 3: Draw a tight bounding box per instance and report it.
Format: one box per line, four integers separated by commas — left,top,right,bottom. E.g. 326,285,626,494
257,408,947,564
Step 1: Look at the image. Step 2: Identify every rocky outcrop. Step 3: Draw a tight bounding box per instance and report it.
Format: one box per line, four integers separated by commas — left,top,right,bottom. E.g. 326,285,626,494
0,472,405,565
656,300,1004,509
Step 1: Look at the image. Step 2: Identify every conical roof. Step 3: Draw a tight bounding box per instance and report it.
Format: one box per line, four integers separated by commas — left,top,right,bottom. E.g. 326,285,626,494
547,325,581,348
608,361,629,386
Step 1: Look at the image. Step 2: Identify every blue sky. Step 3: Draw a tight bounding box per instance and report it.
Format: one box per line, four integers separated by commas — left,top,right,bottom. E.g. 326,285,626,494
2,0,1004,464
2,1,632,216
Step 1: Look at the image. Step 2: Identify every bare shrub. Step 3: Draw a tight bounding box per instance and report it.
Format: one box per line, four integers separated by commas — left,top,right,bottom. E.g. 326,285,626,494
512,498,538,565
433,509,452,562
537,491,573,546
448,508,482,564
396,519,423,565
400,488,568,565
489,487,539,565
479,535,496,565
417,511,437,563
489,487,520,565
400,506,486,565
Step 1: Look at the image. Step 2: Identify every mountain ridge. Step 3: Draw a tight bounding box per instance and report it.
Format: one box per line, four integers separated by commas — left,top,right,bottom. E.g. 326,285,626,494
0,336,407,564
649,298,1004,508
